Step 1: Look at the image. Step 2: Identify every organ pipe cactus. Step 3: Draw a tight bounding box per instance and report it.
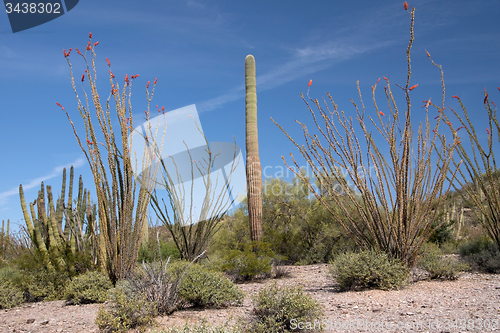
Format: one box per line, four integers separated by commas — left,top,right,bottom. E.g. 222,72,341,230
245,55,263,241
19,166,97,271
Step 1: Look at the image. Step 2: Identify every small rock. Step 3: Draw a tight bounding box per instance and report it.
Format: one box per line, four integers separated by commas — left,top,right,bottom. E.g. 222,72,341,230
26,318,35,324
41,320,49,325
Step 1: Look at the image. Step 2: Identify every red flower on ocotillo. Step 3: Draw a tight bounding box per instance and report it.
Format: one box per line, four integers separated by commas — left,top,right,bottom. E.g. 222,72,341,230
487,128,490,135
106,58,110,66
452,95,460,99
379,111,385,116
147,81,150,88
125,74,129,85
308,80,312,87
86,42,91,51
446,121,452,126
109,70,115,78
89,32,92,39
484,92,489,104
81,74,84,82
404,1,408,10
93,42,99,47
154,78,157,85
409,84,418,91
76,48,81,55
131,74,139,79
456,126,465,131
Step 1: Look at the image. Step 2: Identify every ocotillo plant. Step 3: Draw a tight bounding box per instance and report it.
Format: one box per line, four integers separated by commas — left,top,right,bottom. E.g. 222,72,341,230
19,166,97,271
435,84,500,249
58,34,160,283
245,54,263,242
272,6,459,267
148,117,240,261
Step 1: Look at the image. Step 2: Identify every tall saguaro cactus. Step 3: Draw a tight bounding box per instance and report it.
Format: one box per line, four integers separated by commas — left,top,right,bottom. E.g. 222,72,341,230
245,54,263,241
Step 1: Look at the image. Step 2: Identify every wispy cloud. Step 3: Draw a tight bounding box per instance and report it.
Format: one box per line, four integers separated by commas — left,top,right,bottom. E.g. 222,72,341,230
198,39,393,112
0,157,85,207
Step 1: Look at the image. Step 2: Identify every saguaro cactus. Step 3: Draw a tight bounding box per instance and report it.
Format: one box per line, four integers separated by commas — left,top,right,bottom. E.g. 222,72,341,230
245,54,263,241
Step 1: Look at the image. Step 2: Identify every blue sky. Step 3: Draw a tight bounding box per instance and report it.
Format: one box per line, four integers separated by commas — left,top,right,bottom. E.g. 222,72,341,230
1,0,499,232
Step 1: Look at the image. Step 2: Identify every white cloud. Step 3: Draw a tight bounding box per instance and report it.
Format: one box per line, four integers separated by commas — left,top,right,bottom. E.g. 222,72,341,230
0,157,86,207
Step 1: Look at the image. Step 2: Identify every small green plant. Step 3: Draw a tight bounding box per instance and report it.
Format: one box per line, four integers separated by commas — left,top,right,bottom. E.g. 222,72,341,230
64,270,112,305
329,249,409,291
417,243,469,280
222,241,274,281
95,280,157,333
177,263,244,308
0,279,24,309
240,282,323,333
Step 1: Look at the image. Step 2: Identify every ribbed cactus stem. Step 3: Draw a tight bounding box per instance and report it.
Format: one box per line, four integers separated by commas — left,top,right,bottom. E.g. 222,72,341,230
19,185,53,271
245,54,263,242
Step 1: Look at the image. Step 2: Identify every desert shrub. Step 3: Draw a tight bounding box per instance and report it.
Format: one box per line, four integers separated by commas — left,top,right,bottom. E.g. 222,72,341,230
271,259,291,279
240,282,323,333
12,246,97,302
138,239,180,263
459,236,500,273
157,320,236,333
459,235,495,256
417,243,469,280
211,179,353,266
0,265,23,284
126,259,189,315
95,280,157,333
221,241,274,281
177,263,244,308
0,278,24,309
428,218,456,246
64,270,112,305
329,249,409,291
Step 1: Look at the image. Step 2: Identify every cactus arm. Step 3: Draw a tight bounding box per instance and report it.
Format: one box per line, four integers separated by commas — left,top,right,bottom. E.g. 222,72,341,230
19,185,37,245
56,168,66,236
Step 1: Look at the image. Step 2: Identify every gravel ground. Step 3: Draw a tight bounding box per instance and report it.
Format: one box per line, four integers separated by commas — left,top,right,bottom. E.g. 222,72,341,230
1,264,499,333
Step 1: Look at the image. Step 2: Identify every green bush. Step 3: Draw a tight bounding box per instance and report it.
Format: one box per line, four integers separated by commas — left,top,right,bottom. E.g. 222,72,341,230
138,239,180,263
459,236,500,273
459,235,495,256
0,279,24,309
178,263,244,308
417,243,469,280
329,249,409,291
210,177,354,266
64,270,112,305
13,247,96,302
240,282,323,333
221,241,274,281
95,280,157,333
